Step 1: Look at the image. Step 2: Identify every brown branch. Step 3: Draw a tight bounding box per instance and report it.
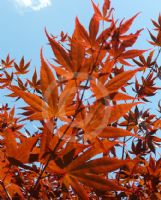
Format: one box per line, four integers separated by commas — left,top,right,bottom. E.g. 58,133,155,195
0,181,12,200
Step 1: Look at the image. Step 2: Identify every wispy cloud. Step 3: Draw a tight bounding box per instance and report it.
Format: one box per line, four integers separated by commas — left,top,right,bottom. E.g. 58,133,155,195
13,0,52,11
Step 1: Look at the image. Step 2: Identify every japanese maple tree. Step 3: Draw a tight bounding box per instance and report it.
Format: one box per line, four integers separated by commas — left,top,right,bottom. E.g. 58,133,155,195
0,0,161,199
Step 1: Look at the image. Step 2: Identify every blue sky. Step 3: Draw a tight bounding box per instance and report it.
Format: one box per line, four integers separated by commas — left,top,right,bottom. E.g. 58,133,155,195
0,0,160,151
0,0,160,66
0,0,161,112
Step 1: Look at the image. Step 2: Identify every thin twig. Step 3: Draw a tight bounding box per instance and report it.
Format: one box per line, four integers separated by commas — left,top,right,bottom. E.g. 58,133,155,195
0,181,12,200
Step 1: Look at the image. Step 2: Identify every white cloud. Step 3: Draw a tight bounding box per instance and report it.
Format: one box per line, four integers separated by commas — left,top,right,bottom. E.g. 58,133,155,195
13,0,52,11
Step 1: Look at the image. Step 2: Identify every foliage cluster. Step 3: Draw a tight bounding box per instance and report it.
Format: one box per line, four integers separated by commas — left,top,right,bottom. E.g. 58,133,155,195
0,0,161,199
